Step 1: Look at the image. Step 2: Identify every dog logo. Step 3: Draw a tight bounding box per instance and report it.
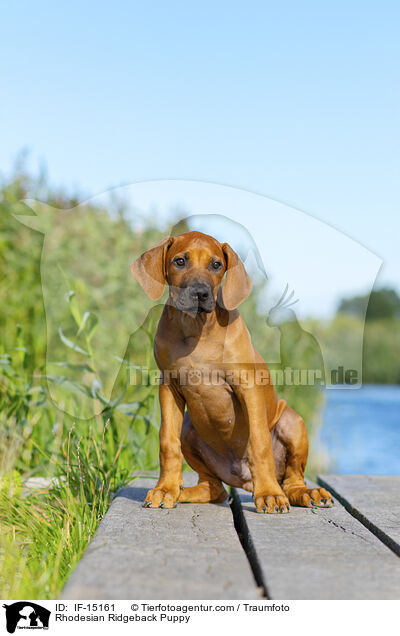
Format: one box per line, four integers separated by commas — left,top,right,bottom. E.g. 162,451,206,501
3,602,50,633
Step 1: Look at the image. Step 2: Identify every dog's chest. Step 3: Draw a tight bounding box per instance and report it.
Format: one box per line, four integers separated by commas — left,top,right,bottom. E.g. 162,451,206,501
156,325,247,449
156,330,226,371
183,381,241,444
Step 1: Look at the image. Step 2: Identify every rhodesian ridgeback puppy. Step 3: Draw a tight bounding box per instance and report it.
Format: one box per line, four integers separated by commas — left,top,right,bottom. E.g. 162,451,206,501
131,231,332,513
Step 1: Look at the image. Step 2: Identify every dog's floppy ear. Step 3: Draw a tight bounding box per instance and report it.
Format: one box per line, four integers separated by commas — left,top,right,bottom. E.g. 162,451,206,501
221,243,252,310
130,237,174,300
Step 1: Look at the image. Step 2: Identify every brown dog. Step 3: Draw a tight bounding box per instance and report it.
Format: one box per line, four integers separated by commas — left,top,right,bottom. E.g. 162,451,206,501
131,231,332,513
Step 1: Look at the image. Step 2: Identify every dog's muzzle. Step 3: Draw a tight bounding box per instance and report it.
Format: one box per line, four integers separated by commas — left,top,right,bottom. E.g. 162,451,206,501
177,282,215,313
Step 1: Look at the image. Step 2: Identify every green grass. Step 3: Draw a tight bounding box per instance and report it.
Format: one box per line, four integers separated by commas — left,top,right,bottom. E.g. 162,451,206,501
0,422,122,598
0,319,161,599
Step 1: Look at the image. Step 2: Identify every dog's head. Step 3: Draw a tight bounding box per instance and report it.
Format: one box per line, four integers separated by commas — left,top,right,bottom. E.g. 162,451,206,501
131,230,252,313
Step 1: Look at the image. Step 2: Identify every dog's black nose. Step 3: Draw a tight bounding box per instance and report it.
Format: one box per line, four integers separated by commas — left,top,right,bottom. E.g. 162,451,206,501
189,283,210,302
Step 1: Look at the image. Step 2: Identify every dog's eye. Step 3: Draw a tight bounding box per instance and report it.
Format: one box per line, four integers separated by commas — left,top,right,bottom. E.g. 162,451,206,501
174,257,186,268
212,260,223,270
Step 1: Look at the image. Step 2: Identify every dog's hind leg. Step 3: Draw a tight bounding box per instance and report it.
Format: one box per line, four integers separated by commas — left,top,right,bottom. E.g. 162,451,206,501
179,414,228,504
275,406,333,507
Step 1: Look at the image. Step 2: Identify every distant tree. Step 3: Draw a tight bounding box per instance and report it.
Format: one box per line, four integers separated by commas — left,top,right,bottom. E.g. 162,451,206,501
338,287,400,320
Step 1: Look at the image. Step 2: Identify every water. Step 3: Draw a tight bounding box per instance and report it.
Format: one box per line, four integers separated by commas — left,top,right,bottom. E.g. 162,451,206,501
320,384,400,474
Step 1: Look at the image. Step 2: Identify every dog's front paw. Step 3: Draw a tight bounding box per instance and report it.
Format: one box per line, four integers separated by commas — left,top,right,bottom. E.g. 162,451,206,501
143,485,180,509
254,491,291,514
288,487,333,508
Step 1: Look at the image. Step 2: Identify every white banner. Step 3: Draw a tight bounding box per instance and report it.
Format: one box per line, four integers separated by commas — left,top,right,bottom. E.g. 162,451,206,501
1,599,398,635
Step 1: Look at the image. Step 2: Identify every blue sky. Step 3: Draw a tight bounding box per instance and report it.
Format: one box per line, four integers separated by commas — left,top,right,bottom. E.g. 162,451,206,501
1,1,399,315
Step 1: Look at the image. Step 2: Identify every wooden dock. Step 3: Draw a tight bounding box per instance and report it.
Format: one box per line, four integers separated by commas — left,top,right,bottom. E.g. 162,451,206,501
62,473,400,600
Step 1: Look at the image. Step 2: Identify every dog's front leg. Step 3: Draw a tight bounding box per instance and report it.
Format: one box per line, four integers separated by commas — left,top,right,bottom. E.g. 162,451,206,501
238,386,291,514
144,382,185,509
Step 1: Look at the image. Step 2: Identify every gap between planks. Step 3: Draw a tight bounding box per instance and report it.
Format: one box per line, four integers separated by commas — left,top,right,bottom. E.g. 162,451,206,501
318,475,400,558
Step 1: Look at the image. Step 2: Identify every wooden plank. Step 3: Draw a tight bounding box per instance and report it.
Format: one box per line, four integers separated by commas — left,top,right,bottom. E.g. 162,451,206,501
62,473,258,600
233,481,400,600
318,475,400,557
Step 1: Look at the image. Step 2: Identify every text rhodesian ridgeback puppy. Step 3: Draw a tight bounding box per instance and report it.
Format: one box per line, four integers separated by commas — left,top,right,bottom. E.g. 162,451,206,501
131,231,333,513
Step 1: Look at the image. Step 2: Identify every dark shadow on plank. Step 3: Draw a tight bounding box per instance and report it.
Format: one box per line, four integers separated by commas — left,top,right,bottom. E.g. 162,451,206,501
115,486,149,503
